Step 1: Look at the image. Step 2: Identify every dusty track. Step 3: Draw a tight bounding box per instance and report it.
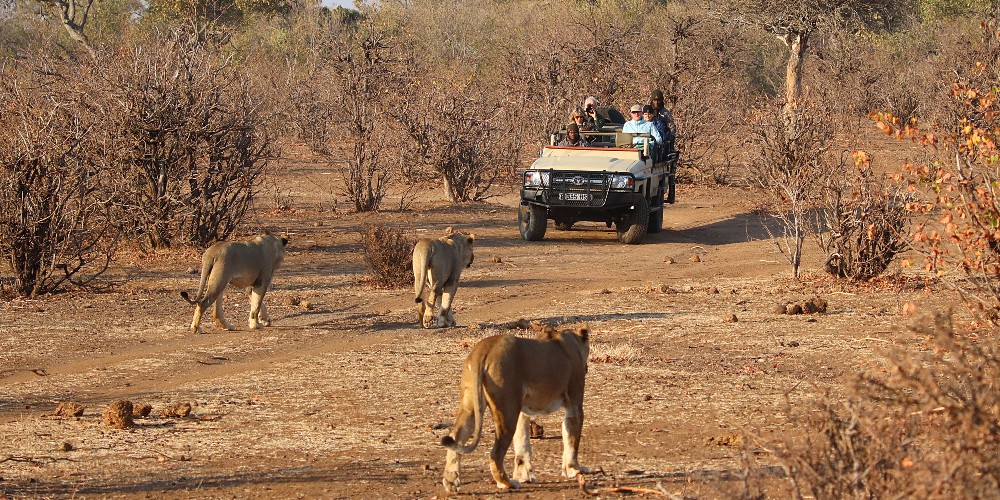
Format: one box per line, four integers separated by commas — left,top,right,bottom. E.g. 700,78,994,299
0,155,948,498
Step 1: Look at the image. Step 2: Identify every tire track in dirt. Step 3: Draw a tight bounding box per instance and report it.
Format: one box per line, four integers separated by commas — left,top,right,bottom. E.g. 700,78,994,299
0,311,417,423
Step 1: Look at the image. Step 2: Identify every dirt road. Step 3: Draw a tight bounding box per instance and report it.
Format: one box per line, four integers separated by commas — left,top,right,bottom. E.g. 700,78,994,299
0,159,942,498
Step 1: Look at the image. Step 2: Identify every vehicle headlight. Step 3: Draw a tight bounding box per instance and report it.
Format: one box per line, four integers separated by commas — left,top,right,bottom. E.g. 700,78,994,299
609,174,634,190
523,171,550,187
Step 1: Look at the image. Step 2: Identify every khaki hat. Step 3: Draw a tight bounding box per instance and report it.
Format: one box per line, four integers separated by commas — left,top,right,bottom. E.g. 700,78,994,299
629,104,643,113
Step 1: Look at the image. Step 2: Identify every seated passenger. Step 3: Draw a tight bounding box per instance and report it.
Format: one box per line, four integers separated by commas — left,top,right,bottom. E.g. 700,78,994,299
557,123,589,147
622,104,662,149
570,109,592,131
644,105,668,161
581,96,605,131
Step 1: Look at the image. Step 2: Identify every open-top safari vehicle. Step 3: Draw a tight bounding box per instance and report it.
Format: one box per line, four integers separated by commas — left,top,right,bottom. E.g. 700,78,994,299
518,108,679,244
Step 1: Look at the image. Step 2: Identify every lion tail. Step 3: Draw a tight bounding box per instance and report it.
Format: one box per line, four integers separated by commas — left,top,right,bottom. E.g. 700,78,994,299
440,361,486,454
180,257,214,305
413,239,434,304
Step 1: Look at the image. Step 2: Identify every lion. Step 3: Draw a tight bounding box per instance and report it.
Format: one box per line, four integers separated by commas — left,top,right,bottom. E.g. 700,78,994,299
180,232,288,334
412,227,475,328
440,325,592,492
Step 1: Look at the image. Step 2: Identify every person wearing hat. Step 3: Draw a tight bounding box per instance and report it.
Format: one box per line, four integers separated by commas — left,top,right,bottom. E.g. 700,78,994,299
644,104,668,161
622,103,662,150
649,89,676,151
570,108,593,132
557,123,590,147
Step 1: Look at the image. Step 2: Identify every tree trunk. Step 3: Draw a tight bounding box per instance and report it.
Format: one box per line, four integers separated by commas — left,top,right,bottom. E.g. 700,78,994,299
780,31,807,122
443,175,457,203
54,0,97,60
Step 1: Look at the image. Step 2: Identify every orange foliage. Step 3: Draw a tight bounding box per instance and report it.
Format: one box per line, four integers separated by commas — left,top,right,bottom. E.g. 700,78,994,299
888,20,1000,321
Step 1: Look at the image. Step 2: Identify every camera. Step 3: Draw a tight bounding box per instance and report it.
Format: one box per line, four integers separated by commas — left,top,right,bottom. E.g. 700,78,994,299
585,104,594,112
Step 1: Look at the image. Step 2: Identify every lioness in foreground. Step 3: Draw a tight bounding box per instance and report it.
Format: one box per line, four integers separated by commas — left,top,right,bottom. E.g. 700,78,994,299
180,232,288,334
440,325,592,492
412,227,475,328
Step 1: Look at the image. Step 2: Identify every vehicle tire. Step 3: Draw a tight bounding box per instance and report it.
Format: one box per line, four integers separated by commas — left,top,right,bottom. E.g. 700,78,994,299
617,195,649,244
554,220,574,231
519,204,547,241
648,190,663,234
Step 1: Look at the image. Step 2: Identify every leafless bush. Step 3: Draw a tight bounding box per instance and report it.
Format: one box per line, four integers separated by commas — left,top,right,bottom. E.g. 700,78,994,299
775,311,1000,498
324,19,405,212
0,62,119,296
816,153,909,281
401,77,523,202
359,224,414,288
747,99,835,278
860,312,1000,497
95,29,272,248
775,397,917,499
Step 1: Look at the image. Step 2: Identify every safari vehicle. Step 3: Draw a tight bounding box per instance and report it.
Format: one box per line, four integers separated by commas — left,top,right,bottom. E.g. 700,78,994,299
518,110,679,244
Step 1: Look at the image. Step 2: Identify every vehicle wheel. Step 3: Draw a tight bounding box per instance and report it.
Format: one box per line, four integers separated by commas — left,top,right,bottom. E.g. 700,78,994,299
554,220,574,231
519,204,547,241
617,195,649,244
648,190,663,234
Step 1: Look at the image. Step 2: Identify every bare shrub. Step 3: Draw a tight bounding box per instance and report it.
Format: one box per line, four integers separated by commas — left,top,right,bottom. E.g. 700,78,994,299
859,312,1000,497
747,99,835,278
360,224,414,288
326,19,405,212
775,397,917,498
816,151,909,281
660,9,757,183
95,29,272,248
286,16,405,213
775,311,1000,498
401,77,523,202
0,62,119,297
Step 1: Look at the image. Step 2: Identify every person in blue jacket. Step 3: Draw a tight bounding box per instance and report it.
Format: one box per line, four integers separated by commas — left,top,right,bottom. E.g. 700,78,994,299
622,104,662,150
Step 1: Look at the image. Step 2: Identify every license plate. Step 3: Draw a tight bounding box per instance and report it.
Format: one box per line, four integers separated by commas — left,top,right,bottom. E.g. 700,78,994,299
559,192,591,202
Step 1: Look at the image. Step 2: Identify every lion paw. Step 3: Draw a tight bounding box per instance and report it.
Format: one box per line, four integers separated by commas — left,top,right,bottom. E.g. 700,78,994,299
562,465,592,479
514,470,536,484
497,479,521,490
442,474,460,492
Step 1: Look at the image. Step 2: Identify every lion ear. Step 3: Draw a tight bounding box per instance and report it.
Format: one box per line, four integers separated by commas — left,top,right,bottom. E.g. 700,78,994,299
444,226,454,235
467,233,476,243
281,236,289,246
577,325,590,343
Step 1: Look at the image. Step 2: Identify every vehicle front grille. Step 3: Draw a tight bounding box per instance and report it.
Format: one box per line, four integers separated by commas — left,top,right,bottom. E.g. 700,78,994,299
547,171,610,207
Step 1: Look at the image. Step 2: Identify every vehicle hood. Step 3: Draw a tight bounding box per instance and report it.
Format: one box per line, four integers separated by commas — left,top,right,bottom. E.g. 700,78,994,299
529,155,644,174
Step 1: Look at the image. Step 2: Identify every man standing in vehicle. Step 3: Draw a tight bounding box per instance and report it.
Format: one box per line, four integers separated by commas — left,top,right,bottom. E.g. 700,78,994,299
649,89,676,152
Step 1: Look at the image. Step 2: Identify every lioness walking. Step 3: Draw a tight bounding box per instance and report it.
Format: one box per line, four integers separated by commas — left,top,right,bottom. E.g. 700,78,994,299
180,232,288,334
440,325,593,492
412,227,475,328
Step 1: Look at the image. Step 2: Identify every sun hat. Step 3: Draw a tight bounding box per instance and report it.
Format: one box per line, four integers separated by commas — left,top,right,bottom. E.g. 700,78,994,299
629,104,643,113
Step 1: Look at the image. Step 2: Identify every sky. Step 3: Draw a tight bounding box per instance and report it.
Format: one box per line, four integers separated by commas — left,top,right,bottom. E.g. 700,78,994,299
321,0,359,8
